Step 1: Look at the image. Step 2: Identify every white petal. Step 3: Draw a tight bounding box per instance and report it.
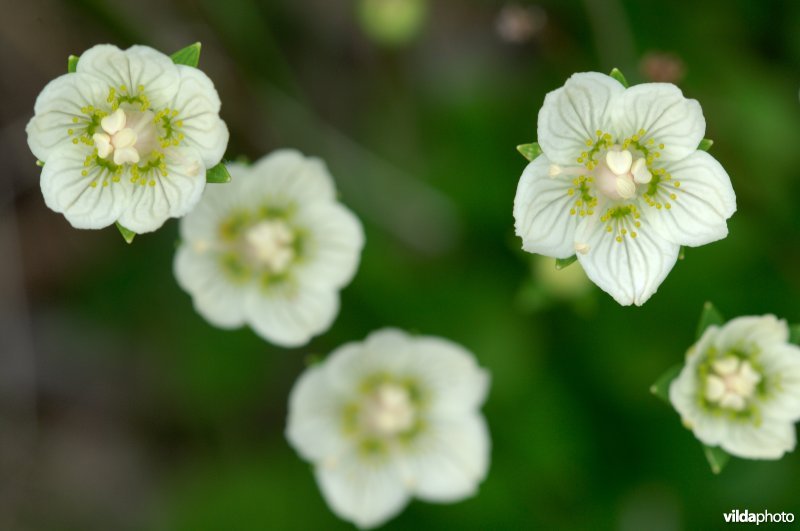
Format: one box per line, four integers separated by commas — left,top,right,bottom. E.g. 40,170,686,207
40,144,130,229
244,283,340,347
537,72,624,165
615,83,705,162
714,315,789,352
172,246,249,329
171,65,229,168
575,214,679,305
647,151,736,246
314,452,409,529
400,414,490,503
513,155,581,258
285,364,350,463
325,329,415,393
26,73,110,161
243,150,336,206
117,146,206,233
720,420,796,460
759,343,800,422
77,44,180,108
408,336,489,417
293,202,365,289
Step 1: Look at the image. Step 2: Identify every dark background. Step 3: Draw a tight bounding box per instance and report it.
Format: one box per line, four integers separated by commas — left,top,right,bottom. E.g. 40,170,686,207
1,0,799,529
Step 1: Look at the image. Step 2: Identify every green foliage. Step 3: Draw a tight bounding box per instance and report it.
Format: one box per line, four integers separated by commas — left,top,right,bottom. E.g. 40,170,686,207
516,142,542,162
703,445,731,475
115,222,136,244
697,138,714,151
67,54,79,72
206,163,232,183
555,255,577,270
609,67,629,87
171,42,202,67
649,364,681,403
696,301,724,339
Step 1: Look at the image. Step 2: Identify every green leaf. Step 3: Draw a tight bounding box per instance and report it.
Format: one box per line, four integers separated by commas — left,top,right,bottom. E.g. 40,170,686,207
696,301,724,340
703,445,731,474
67,55,80,73
789,324,800,345
555,255,577,270
649,364,682,404
115,222,136,244
206,163,231,183
697,138,714,151
609,68,629,88
170,42,202,67
516,142,542,162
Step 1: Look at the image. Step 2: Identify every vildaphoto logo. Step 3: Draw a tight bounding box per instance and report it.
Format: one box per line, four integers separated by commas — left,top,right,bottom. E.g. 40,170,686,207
723,509,795,524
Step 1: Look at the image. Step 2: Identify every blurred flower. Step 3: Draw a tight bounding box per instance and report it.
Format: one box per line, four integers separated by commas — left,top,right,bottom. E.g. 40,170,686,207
286,328,490,528
514,72,735,305
495,3,547,44
174,150,364,347
669,315,800,459
357,0,427,47
26,44,229,234
640,52,686,84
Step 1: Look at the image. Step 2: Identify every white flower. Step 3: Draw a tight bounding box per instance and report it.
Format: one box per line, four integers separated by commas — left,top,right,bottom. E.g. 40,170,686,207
174,150,364,347
669,315,800,460
513,72,736,305
286,328,490,529
26,44,229,234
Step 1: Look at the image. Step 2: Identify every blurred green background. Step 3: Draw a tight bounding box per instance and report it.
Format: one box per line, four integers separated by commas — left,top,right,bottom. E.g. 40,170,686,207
2,0,800,529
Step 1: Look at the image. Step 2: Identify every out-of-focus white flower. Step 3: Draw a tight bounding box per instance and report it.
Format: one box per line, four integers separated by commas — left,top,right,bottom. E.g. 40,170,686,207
26,44,229,234
174,150,364,347
669,315,800,460
286,328,490,528
513,72,736,305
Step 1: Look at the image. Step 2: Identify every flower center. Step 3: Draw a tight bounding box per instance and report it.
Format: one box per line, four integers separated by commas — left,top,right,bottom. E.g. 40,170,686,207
704,355,762,412
244,219,295,273
92,108,157,166
360,382,416,437
592,148,652,201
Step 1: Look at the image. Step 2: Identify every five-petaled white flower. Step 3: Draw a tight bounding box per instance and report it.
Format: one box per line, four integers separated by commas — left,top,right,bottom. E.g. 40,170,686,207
286,328,490,529
174,150,364,347
26,44,229,234
669,315,800,460
513,72,736,305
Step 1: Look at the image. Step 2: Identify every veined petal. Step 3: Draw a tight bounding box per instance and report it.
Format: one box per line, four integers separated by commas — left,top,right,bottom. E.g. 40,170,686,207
244,283,340,348
117,146,206,233
719,420,796,460
400,414,490,503
285,364,350,462
243,149,336,206
173,246,249,329
171,65,229,168
648,151,736,246
714,315,789,352
615,83,705,162
325,329,417,393
314,451,409,529
293,202,365,289
77,44,180,108
760,344,800,423
575,214,679,305
537,72,624,165
26,73,110,161
513,155,581,258
40,144,130,229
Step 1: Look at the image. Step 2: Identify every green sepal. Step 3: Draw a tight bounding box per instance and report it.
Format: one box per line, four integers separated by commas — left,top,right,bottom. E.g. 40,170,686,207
67,55,80,73
516,142,542,162
36,160,45,167
170,42,201,68
696,301,724,340
115,222,136,244
678,246,686,260
703,445,731,475
697,138,714,151
649,363,681,404
555,255,577,270
609,68,629,88
206,162,231,183
789,324,800,345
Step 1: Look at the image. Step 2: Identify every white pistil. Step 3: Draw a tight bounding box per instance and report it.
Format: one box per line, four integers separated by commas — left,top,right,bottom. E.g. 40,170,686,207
92,108,141,165
244,220,295,273
705,355,761,412
631,158,652,184
605,149,632,175
361,383,415,437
